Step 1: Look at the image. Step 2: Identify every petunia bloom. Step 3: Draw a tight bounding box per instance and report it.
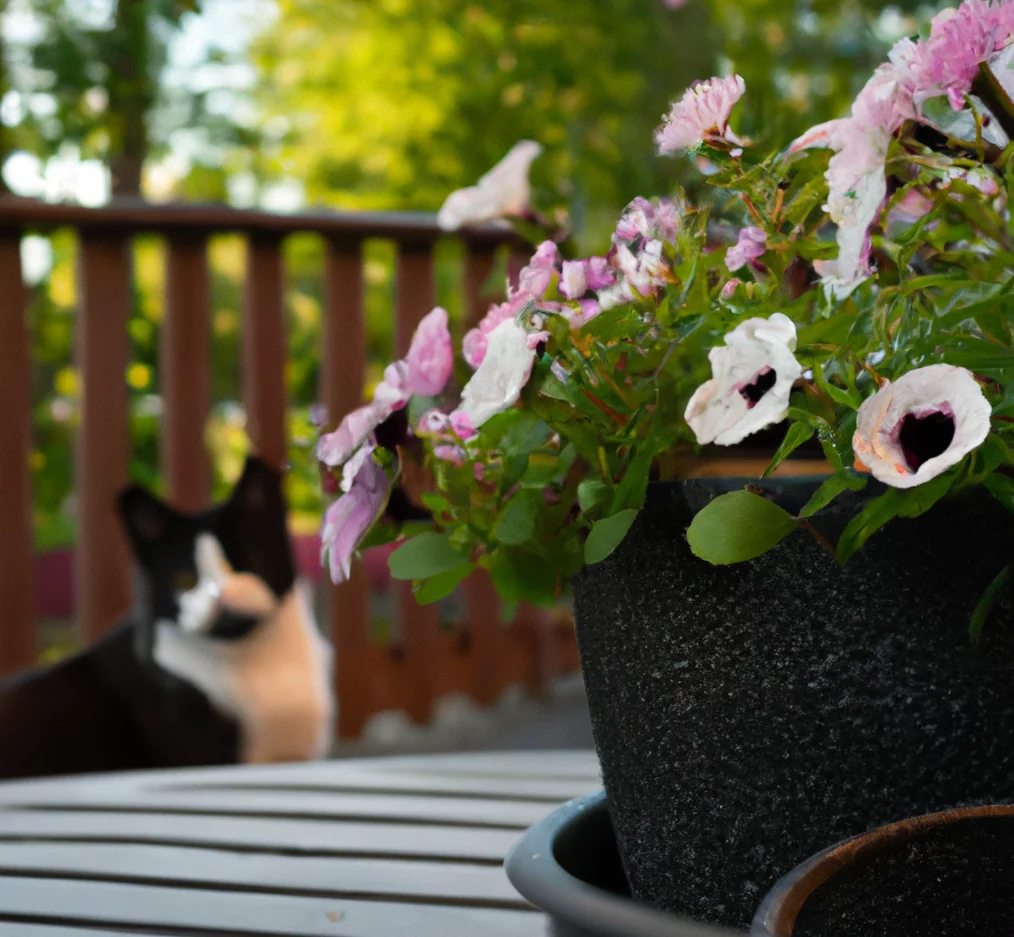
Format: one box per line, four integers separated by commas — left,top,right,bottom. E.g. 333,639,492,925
852,363,992,489
317,307,452,468
725,227,767,272
560,260,589,300
455,319,537,429
404,306,454,396
655,75,746,153
321,453,390,584
437,141,543,231
685,313,803,446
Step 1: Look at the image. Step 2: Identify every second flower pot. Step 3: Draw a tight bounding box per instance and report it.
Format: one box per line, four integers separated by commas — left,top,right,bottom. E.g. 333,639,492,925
572,478,1014,929
752,805,1014,937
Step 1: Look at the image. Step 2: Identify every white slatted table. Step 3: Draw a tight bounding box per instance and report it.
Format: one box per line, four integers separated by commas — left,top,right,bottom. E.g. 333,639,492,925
0,751,601,937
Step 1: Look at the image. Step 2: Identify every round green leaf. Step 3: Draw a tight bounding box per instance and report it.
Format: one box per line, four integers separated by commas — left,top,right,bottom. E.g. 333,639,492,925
389,531,469,581
686,490,799,565
494,491,538,545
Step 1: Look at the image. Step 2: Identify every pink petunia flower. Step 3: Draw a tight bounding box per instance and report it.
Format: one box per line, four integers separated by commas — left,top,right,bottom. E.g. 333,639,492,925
725,227,768,272
404,306,454,397
455,319,538,428
685,314,803,446
437,140,543,230
912,1,1005,112
318,307,452,468
655,75,746,153
321,453,390,584
853,364,992,488
560,260,589,300
720,278,742,299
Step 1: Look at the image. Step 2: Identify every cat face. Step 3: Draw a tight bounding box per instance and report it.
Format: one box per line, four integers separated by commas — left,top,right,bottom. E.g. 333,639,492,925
117,457,296,647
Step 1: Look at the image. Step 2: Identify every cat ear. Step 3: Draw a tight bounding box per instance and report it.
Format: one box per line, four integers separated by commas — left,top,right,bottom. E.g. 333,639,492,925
230,456,285,514
117,486,177,550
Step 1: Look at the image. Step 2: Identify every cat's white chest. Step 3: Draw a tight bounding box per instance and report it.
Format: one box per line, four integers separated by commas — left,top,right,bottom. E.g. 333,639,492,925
154,581,334,763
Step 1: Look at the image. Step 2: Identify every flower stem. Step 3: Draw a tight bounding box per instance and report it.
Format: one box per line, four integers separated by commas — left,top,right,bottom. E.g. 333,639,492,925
973,62,1014,144
798,517,838,561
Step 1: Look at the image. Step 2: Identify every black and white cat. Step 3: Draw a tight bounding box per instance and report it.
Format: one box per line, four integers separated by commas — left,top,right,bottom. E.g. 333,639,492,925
0,457,333,781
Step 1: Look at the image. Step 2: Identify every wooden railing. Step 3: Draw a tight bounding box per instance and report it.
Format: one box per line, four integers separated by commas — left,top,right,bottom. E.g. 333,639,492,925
0,196,580,739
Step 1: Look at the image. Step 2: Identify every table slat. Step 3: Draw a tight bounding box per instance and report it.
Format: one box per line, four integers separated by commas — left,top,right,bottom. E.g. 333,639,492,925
0,790,548,829
0,810,521,862
0,842,527,908
0,876,540,937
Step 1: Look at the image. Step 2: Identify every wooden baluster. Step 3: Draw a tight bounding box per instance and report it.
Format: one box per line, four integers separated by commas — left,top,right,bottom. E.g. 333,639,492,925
242,234,287,469
77,232,133,641
161,234,211,510
464,570,507,706
507,248,528,293
321,237,375,740
463,244,496,327
394,240,440,724
0,230,37,673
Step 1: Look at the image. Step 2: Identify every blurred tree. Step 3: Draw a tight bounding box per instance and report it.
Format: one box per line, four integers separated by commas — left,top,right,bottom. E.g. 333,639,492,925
252,0,930,246
3,0,264,197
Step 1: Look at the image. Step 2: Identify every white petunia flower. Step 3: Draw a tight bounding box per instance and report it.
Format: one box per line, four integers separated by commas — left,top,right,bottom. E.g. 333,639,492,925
853,363,991,488
454,319,537,429
685,313,803,446
437,141,543,231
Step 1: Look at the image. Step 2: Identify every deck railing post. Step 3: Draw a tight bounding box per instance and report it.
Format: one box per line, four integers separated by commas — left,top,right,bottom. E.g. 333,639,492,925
321,236,375,740
0,229,37,673
162,233,212,510
76,231,134,641
242,234,288,470
394,239,441,724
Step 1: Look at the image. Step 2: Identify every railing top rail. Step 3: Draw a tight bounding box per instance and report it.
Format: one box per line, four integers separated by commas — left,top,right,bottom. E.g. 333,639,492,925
0,195,525,247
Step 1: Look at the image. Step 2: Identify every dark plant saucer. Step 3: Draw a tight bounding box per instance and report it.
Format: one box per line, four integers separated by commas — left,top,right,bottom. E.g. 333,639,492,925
505,791,745,937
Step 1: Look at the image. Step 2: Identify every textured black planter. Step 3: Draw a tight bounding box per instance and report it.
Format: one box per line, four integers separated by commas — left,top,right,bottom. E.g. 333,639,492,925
752,805,1014,937
505,791,741,937
572,478,1014,930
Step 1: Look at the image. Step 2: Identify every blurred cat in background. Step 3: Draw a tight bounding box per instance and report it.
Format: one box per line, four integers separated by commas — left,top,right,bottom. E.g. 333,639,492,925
0,457,333,780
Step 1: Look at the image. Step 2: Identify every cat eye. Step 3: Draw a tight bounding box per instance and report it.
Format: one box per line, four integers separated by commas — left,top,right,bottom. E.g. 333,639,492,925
173,570,199,592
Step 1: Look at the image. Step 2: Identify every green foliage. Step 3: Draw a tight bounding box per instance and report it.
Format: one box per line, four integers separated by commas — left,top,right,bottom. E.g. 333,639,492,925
687,490,799,565
970,564,1011,643
585,508,639,565
389,531,468,580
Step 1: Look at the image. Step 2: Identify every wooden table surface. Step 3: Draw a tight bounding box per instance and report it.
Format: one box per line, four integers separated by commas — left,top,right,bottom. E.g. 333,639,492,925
0,750,601,936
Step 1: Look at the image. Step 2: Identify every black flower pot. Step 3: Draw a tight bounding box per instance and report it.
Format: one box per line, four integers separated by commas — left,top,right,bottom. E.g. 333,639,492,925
751,805,1014,937
572,478,1014,930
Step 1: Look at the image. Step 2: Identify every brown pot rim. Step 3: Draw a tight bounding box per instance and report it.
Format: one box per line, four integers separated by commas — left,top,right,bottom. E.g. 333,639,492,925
751,804,1014,937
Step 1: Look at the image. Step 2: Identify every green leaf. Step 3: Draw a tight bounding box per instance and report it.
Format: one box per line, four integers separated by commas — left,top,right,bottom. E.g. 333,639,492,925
612,446,655,512
503,452,530,488
389,531,469,581
503,414,552,454
420,493,451,514
763,422,816,478
799,471,867,518
813,365,862,410
578,480,610,513
494,491,538,545
487,548,559,608
686,490,799,565
970,564,1011,643
414,563,476,605
836,471,957,564
985,472,1014,513
584,508,640,565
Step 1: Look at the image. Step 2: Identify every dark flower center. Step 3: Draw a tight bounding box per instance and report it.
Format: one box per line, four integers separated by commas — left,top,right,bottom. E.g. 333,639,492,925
739,367,777,409
375,407,409,452
898,410,955,472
